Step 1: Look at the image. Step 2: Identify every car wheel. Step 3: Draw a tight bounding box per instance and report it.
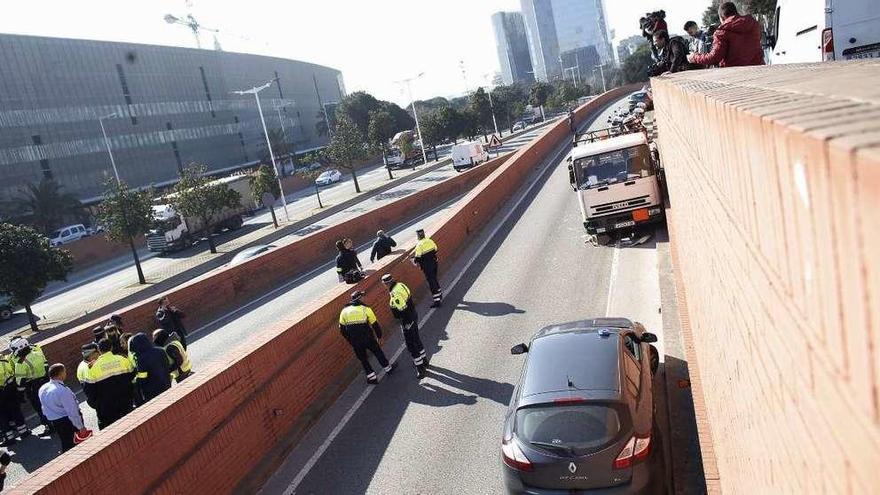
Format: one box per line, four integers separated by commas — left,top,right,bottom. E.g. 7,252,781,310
0,307,12,320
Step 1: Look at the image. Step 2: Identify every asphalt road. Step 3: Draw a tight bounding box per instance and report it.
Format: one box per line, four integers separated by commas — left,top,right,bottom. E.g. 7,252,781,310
1,125,549,338
260,96,672,494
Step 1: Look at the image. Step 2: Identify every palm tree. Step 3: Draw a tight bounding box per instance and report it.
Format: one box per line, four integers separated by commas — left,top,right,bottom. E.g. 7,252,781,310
18,179,84,234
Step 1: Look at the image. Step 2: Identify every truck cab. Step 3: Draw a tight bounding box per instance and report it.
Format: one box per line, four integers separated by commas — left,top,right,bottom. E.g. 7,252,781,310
567,128,663,234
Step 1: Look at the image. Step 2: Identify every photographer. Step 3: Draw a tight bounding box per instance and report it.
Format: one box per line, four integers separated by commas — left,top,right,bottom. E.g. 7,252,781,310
640,10,667,60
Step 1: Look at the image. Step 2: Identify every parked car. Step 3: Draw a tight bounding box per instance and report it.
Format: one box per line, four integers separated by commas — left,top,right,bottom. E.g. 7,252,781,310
513,121,527,132
315,169,342,186
503,318,664,494
451,141,490,172
49,224,88,246
0,294,13,320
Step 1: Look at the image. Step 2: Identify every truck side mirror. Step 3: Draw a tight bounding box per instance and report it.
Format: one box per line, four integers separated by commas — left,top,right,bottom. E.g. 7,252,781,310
510,343,529,355
567,162,576,190
640,332,658,343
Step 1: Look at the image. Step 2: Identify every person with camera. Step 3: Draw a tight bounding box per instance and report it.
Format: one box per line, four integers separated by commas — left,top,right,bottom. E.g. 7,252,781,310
640,10,667,60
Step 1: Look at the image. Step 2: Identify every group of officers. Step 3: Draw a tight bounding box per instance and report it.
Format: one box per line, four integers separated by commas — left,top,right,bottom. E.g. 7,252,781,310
338,228,442,383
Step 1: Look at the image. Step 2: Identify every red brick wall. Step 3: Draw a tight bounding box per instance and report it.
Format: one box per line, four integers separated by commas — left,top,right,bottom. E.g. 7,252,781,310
11,85,636,494
652,62,880,493
62,234,146,272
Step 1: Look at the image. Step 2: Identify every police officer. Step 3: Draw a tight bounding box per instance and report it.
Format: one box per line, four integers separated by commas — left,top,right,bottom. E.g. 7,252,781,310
412,229,442,307
339,291,396,384
9,337,51,434
0,355,28,445
76,343,99,413
153,329,192,382
89,338,135,429
382,274,429,379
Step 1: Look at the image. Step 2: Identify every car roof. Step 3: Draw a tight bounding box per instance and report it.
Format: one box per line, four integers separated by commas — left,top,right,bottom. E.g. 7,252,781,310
519,319,634,401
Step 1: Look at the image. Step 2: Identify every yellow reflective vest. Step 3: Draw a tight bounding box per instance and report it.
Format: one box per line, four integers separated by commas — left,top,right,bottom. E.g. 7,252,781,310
14,345,47,385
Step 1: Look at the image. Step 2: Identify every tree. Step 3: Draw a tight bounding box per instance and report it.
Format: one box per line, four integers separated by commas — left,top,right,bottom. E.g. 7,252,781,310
296,168,325,209
258,128,292,171
703,0,722,26
458,109,482,141
367,109,396,170
492,84,528,131
17,179,84,235
315,109,331,137
378,101,415,133
434,106,464,144
418,111,444,158
468,88,494,137
97,179,153,284
397,132,414,165
249,165,281,227
528,82,553,110
170,164,242,254
325,116,368,193
0,223,72,332
336,91,382,135
622,44,654,84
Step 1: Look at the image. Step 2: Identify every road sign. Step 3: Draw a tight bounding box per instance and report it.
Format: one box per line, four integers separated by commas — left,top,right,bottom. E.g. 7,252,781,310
487,134,502,148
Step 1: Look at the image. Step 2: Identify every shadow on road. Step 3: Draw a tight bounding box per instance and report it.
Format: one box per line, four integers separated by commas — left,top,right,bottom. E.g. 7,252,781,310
455,300,525,317
371,188,417,201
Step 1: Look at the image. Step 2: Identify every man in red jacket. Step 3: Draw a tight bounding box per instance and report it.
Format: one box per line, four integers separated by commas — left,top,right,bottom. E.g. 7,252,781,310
688,2,764,68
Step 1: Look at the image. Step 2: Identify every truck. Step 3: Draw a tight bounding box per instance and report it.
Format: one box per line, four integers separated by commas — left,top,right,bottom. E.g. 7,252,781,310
387,130,426,169
146,175,255,254
768,0,880,63
566,125,664,235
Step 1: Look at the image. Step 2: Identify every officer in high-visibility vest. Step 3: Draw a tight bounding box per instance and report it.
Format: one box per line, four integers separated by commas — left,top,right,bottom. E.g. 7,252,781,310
153,329,192,382
382,274,429,379
412,229,442,307
89,338,135,429
0,355,28,445
76,343,99,414
339,291,396,384
9,337,51,434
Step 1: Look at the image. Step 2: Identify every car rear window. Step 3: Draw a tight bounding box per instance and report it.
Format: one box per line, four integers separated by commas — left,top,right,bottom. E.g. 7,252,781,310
516,404,620,455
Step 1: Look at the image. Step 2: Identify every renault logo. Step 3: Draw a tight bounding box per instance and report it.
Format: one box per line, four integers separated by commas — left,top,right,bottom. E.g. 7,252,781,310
568,462,577,474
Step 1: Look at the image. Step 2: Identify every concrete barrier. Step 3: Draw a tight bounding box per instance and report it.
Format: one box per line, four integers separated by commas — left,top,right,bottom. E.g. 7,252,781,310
652,61,879,493
11,85,636,494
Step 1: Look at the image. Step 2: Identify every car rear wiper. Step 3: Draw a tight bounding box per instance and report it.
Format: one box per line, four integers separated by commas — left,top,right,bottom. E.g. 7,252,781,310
529,441,574,456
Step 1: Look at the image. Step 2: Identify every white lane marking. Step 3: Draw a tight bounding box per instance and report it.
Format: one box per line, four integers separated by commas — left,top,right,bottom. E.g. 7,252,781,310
605,243,620,317
281,119,576,495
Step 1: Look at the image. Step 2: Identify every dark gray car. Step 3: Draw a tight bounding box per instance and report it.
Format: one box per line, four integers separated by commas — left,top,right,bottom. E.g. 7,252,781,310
502,318,664,494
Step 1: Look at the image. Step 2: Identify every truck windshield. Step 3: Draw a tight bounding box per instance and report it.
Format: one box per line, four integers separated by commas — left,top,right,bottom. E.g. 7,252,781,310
153,216,181,231
574,144,652,189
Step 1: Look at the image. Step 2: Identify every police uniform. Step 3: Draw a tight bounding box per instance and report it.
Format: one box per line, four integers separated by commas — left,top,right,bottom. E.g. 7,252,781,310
0,357,28,443
339,292,394,384
11,342,50,430
384,275,429,378
89,351,135,429
413,230,442,307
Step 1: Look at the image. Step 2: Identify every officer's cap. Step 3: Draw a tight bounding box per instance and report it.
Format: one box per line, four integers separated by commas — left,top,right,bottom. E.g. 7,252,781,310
381,274,394,284
350,290,366,301
81,343,98,353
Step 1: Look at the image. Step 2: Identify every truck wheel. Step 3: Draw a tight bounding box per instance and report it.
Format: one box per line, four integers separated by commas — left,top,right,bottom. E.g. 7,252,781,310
0,307,12,320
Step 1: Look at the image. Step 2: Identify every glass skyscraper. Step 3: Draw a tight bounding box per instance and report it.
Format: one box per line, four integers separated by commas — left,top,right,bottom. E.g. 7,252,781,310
519,0,613,82
492,12,535,85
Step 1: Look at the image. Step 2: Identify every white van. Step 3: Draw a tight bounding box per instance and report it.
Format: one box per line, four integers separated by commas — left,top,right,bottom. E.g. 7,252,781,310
49,224,88,246
451,141,489,172
769,0,880,63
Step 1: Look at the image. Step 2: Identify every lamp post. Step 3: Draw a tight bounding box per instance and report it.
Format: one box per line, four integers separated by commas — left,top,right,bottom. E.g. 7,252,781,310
595,63,607,93
481,73,500,137
98,113,120,183
232,80,290,222
396,73,428,167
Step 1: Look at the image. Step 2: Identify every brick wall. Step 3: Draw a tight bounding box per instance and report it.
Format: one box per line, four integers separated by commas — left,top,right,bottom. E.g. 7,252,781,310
653,61,879,493
62,234,146,272
11,85,636,494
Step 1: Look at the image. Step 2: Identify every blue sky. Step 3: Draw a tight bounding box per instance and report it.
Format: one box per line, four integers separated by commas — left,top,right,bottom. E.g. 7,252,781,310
0,0,707,104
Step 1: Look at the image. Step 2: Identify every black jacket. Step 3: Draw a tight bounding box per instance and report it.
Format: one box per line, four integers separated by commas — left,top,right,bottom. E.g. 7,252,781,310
129,333,171,404
649,36,691,76
90,353,135,424
157,306,187,348
336,248,362,274
370,235,397,262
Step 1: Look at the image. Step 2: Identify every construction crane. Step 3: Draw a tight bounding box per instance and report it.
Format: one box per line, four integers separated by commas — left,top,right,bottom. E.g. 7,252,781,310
163,12,220,50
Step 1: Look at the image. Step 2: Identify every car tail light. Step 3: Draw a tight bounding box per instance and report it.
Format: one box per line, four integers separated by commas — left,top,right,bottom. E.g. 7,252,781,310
502,440,533,472
822,28,834,61
612,434,651,470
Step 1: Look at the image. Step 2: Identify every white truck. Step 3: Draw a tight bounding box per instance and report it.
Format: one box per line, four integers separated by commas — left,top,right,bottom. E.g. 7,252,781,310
567,127,664,235
451,141,490,172
146,175,254,254
768,0,880,63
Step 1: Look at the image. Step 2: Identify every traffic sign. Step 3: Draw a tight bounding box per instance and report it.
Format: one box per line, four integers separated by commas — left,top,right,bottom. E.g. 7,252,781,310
487,134,502,148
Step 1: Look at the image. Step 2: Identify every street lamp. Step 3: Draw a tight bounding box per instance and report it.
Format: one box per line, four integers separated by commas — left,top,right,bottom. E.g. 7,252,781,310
98,113,121,183
481,73,500,137
395,72,429,167
164,13,218,49
231,80,290,222
595,63,607,93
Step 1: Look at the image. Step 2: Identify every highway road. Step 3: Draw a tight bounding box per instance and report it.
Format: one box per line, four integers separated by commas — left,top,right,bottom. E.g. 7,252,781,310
260,96,671,494
0,124,550,338
2,176,474,488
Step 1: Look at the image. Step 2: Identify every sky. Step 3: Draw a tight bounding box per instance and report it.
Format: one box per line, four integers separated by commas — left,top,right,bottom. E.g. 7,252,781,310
0,0,707,106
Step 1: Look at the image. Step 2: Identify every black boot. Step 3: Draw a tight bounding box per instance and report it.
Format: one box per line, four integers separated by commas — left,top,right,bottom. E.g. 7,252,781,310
416,364,428,379
384,363,397,375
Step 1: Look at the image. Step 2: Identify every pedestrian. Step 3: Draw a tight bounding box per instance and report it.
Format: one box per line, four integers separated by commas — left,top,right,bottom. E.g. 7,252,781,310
382,274,429,379
370,230,397,262
339,291,396,384
336,239,364,284
9,337,52,435
107,314,125,332
687,2,764,68
684,20,710,55
153,329,192,383
411,229,442,307
76,343,99,417
89,338,135,429
92,325,106,345
0,449,10,491
0,356,28,445
128,332,171,404
649,30,691,76
156,296,188,349
567,110,576,135
37,364,93,453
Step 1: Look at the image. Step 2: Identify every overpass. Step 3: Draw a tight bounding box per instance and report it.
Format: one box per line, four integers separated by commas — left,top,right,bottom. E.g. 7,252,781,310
8,61,880,494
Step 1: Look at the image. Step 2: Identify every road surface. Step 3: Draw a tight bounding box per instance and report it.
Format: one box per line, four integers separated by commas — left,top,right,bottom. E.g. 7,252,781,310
260,96,671,495
0,124,550,338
